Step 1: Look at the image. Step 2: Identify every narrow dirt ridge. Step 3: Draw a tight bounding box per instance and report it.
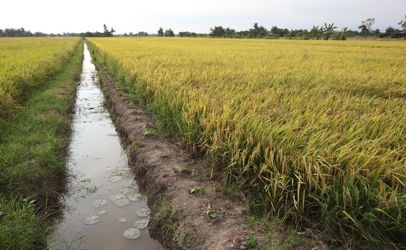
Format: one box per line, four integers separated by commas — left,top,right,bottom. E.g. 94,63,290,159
96,67,263,249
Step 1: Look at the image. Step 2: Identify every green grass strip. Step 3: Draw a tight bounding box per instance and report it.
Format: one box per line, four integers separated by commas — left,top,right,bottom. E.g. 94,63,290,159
0,40,83,249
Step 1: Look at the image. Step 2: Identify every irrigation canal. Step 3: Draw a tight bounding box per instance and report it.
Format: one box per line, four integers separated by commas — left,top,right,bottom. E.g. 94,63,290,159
48,44,162,249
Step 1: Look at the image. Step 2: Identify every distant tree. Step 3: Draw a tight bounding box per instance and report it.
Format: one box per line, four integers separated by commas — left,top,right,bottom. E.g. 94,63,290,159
210,26,226,37
270,26,279,36
269,26,289,37
384,26,402,38
310,25,323,40
236,30,249,38
179,31,197,37
321,23,337,40
358,24,368,37
224,28,236,37
249,23,268,38
137,31,148,37
399,15,406,33
164,29,175,37
103,24,109,35
157,27,164,37
103,24,115,37
358,18,375,38
0,27,34,37
385,27,395,36
333,27,349,40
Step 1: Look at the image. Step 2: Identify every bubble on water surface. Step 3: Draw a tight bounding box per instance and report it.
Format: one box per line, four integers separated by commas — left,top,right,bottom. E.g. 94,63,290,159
110,193,126,201
110,169,131,178
121,185,139,194
114,198,130,207
123,228,141,240
133,219,149,229
92,199,107,208
119,217,127,222
128,193,142,201
80,178,91,183
109,176,122,183
84,215,100,225
136,208,151,217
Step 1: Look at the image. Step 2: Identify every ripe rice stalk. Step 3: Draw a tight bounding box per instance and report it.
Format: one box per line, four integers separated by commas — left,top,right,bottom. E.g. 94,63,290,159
88,38,406,247
0,38,80,117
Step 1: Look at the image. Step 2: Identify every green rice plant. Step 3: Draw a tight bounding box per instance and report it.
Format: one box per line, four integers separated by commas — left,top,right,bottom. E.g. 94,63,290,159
88,38,406,247
0,38,80,117
0,40,83,249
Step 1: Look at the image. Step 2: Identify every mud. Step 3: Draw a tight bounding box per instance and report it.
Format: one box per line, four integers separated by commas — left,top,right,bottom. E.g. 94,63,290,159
95,66,264,249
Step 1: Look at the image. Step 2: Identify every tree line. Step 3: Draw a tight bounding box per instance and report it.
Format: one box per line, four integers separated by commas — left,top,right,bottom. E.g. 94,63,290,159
1,16,405,39
0,24,116,38
207,17,406,40
0,28,48,37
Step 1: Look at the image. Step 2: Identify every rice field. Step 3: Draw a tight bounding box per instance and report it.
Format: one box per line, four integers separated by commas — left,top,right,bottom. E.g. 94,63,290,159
88,37,406,246
0,37,80,117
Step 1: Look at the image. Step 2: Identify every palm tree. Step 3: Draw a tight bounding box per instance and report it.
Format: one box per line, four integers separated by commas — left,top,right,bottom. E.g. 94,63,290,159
399,15,406,33
358,18,375,38
310,25,323,40
322,23,337,40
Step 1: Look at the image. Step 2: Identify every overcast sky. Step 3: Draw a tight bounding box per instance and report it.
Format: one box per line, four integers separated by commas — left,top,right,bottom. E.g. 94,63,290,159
1,0,405,34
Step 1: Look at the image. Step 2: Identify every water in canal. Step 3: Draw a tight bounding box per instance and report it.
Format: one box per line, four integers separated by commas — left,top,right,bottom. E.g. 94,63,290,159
48,44,162,250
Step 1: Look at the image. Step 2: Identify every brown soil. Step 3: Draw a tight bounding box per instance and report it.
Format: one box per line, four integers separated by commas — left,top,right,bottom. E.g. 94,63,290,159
96,67,325,250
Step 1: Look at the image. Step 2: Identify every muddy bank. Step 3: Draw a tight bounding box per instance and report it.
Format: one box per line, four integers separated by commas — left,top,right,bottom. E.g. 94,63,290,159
94,66,266,249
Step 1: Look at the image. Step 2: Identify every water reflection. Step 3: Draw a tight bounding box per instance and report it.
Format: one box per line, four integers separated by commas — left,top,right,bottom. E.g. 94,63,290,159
48,44,162,250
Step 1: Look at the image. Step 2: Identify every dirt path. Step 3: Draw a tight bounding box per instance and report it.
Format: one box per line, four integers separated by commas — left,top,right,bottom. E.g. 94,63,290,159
96,68,266,249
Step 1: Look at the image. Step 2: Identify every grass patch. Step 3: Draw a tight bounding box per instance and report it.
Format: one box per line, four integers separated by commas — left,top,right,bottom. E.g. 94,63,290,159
0,197,42,249
0,40,83,249
153,195,183,248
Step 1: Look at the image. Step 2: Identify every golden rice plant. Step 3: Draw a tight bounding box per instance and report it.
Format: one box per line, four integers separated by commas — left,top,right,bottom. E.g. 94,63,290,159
88,37,406,247
0,37,80,117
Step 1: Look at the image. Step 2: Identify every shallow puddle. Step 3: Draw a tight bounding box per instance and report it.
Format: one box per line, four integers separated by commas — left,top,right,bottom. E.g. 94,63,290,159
48,44,162,250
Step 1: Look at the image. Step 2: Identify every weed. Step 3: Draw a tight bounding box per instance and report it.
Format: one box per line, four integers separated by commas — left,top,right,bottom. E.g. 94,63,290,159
154,196,183,240
180,231,196,248
179,164,191,174
207,209,218,219
130,141,140,152
190,186,206,195
245,234,258,249
144,128,158,137
266,229,302,250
